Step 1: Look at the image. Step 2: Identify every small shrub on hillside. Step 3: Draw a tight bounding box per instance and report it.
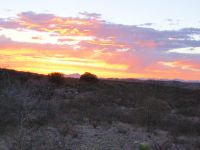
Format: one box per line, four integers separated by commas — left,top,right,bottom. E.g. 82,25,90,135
177,107,200,117
79,72,99,83
25,100,57,127
139,143,151,150
0,86,29,132
0,95,20,127
134,97,170,130
167,116,200,136
29,79,54,100
48,72,65,85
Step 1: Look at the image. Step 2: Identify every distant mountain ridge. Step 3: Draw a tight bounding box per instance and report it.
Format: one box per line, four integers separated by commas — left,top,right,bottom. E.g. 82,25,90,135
105,78,200,90
64,73,81,78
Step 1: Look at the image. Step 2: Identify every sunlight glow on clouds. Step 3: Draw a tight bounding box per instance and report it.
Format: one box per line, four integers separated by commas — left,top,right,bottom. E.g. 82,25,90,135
0,28,94,45
0,11,200,80
159,60,200,72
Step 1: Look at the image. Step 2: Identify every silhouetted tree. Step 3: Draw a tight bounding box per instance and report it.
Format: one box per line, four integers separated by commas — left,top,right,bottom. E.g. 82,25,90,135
79,72,99,83
48,72,65,85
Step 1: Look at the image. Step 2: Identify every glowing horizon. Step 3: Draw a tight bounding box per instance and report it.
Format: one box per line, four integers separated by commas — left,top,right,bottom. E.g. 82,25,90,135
0,1,200,81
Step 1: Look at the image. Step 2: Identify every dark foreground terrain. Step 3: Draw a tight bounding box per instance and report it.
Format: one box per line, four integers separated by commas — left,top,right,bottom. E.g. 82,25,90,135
0,69,200,150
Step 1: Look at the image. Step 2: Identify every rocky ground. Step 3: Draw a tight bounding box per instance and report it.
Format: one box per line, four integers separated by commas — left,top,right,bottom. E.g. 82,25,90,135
0,123,199,150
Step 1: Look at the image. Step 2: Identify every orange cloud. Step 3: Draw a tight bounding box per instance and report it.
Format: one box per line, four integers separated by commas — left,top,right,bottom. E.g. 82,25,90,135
159,60,200,72
0,12,200,81
16,12,99,36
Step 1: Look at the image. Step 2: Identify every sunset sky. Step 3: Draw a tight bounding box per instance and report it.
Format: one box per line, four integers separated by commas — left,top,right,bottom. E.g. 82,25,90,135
0,0,200,80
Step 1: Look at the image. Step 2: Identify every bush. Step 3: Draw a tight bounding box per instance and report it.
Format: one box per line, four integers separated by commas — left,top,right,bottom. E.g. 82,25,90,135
79,72,99,83
167,116,200,136
139,143,151,150
25,100,57,127
134,97,169,129
48,72,65,85
0,94,20,127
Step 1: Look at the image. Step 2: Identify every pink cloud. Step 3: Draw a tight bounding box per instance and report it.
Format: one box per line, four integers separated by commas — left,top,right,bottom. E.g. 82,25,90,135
0,12,200,80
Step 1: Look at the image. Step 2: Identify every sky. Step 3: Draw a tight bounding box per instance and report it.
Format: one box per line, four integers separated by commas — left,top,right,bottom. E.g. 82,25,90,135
0,0,200,80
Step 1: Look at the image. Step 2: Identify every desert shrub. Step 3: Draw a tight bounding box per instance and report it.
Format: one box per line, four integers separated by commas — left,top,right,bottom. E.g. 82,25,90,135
58,123,78,138
86,105,118,124
28,79,54,100
0,86,28,132
58,124,71,136
12,127,66,150
11,128,33,150
25,100,57,127
0,94,20,127
166,116,200,136
177,106,200,117
48,72,65,85
79,72,99,83
134,97,170,129
139,143,151,150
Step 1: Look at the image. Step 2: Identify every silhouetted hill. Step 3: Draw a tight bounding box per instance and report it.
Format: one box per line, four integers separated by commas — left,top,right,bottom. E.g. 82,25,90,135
0,68,200,150
105,78,200,90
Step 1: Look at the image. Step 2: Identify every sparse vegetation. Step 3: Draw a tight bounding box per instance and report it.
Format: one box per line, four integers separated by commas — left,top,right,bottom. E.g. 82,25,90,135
0,68,200,149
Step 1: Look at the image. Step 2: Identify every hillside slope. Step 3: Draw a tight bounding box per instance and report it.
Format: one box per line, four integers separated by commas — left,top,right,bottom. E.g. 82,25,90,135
0,69,200,150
